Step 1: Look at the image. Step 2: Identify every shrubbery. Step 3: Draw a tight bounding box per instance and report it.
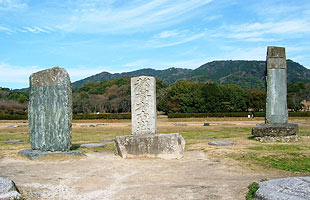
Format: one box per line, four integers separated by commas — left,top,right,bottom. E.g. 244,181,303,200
167,112,310,118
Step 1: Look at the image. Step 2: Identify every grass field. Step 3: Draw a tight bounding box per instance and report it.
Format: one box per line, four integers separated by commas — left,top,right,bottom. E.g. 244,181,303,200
1,117,310,174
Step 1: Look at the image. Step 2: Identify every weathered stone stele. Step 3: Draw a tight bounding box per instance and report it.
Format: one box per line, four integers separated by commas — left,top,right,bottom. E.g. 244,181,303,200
131,76,156,135
252,47,298,141
29,66,72,151
265,46,287,124
115,76,185,159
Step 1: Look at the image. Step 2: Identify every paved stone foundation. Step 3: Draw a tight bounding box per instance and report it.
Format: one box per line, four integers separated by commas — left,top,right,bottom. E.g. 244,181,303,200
115,133,185,159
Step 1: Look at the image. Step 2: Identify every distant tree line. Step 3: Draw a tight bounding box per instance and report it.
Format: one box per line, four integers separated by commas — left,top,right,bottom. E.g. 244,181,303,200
1,77,309,115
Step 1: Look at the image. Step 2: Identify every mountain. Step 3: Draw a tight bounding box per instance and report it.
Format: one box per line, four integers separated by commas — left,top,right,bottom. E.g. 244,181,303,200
72,60,310,89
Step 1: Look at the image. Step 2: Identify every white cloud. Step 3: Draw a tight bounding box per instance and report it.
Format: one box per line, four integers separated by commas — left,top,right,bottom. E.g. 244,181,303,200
156,30,184,39
0,25,13,33
220,19,310,42
56,0,213,33
150,30,206,48
0,0,26,10
23,26,51,34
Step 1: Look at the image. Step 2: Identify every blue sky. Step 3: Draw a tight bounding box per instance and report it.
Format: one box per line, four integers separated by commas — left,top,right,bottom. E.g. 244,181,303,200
1,0,310,89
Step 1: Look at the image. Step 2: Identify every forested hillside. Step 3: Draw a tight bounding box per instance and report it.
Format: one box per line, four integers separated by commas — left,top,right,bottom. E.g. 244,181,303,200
73,60,310,89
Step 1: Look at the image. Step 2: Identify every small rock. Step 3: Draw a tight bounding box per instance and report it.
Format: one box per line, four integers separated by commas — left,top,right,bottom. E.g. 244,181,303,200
4,140,24,144
6,125,19,128
208,141,235,146
79,143,105,148
173,123,187,126
97,123,109,126
99,138,115,142
255,177,310,200
0,177,22,200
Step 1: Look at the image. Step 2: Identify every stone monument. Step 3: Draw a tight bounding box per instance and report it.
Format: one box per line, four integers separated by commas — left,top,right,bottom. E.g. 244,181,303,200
252,47,298,141
115,76,185,159
19,67,84,159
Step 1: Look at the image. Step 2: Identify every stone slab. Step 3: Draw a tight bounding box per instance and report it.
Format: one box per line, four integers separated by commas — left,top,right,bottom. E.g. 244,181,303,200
0,177,22,200
79,143,105,148
252,123,298,137
131,76,156,135
255,177,310,200
208,141,235,146
18,149,85,160
99,138,115,142
4,140,24,144
173,123,187,126
29,66,72,151
115,133,185,159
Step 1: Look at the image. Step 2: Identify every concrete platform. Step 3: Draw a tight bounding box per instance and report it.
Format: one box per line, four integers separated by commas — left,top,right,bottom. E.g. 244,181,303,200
115,133,185,159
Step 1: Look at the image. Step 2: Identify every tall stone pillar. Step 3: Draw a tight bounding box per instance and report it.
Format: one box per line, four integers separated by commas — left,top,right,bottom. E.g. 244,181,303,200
115,76,185,159
252,47,298,142
19,67,84,159
265,46,288,124
131,76,156,135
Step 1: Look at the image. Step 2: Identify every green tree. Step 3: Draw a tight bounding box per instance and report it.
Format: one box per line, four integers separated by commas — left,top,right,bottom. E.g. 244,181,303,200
200,83,223,112
165,81,204,113
221,84,247,112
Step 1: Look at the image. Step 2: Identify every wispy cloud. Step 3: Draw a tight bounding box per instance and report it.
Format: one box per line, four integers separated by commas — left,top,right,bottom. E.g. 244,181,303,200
23,26,51,34
217,19,310,42
0,0,26,10
0,25,13,34
57,0,213,33
149,29,207,48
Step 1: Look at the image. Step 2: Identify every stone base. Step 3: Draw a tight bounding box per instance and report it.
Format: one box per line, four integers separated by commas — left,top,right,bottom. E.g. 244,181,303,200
252,123,298,136
18,149,85,160
254,135,299,142
115,133,185,159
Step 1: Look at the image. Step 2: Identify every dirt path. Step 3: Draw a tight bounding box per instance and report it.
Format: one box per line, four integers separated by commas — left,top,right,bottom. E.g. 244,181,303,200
0,151,278,200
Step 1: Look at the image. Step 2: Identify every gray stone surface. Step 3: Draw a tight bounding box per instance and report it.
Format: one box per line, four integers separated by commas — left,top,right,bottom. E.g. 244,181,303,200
6,125,18,128
255,177,310,200
28,67,72,151
18,149,84,160
255,135,299,142
4,140,24,144
252,123,298,137
79,143,105,148
99,138,115,142
131,76,156,135
0,177,22,200
115,133,185,159
173,123,187,126
208,141,235,146
265,46,288,124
